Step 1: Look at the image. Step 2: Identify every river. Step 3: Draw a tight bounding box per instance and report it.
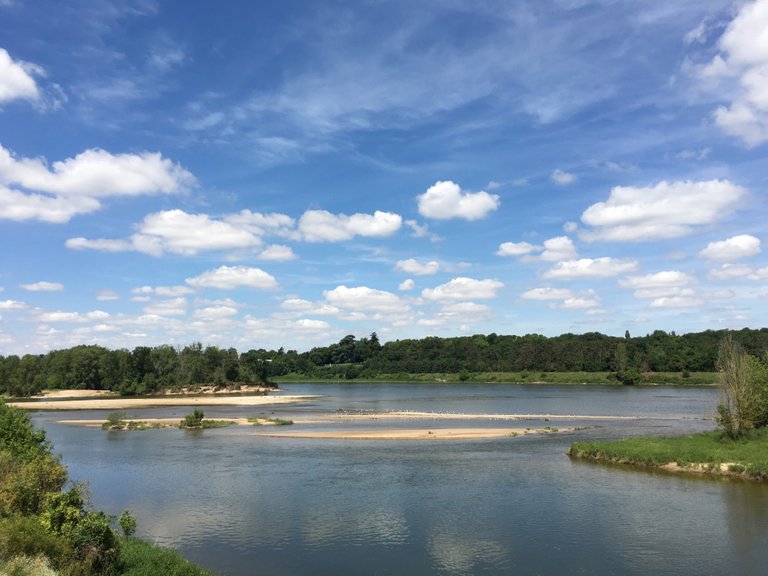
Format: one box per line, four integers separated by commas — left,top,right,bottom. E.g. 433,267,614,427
32,383,768,576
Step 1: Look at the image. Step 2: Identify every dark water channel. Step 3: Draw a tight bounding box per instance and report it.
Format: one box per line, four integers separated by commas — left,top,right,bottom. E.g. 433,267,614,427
32,384,768,576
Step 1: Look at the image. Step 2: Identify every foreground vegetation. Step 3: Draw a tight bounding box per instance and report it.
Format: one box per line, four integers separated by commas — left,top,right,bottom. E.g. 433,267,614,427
117,538,215,576
0,400,216,575
3,328,766,397
569,429,768,480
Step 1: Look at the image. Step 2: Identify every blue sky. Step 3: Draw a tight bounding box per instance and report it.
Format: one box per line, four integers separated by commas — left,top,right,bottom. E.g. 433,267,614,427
1,0,768,355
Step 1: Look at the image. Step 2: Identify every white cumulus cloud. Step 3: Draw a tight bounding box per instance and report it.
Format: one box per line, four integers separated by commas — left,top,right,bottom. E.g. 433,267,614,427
580,180,746,242
0,48,41,104
299,209,402,242
324,285,407,313
20,281,63,292
521,286,600,309
144,298,188,316
497,241,537,257
422,277,503,301
398,279,415,291
193,305,238,319
558,294,601,309
224,210,297,239
543,257,638,279
258,244,297,261
521,287,575,300
538,236,578,262
649,294,705,309
698,0,768,146
186,265,278,290
699,234,761,262
708,263,768,281
417,180,499,221
619,271,696,299
0,145,195,223
37,310,110,323
280,298,314,311
96,290,119,301
395,258,439,276
294,318,331,331
498,237,576,261
132,210,261,256
551,169,576,185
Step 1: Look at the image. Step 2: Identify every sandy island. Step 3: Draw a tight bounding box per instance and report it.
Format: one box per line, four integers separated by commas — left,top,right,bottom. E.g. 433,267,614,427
299,410,638,423
56,417,286,428
246,427,572,440
9,394,318,411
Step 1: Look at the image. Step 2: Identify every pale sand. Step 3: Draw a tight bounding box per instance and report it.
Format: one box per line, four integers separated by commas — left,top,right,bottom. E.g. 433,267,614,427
314,410,637,421
246,427,572,440
9,394,318,411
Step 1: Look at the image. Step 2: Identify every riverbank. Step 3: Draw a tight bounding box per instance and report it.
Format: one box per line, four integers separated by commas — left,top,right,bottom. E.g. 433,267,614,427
275,371,717,386
8,394,317,411
568,429,768,481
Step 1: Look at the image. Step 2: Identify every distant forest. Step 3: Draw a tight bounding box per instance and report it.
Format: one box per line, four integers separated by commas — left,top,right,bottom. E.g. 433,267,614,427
2,328,768,397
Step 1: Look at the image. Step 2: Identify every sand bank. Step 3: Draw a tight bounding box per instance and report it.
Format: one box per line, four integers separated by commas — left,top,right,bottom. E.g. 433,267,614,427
57,417,265,427
9,394,318,411
322,410,637,421
247,427,572,440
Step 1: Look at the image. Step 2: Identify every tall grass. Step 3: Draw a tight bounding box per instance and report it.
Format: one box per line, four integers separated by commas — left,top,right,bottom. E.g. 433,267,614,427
117,538,216,576
569,429,768,480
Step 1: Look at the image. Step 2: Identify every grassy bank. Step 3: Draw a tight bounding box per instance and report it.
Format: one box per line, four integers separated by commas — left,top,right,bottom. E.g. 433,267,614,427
275,371,717,386
569,429,768,480
118,537,215,576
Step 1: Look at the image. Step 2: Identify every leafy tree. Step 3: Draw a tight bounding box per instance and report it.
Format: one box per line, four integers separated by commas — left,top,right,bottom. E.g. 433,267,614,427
0,401,52,462
716,333,760,438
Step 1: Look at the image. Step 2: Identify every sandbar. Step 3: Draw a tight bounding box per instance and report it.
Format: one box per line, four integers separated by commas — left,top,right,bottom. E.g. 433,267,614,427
55,417,280,428
318,410,637,421
9,394,318,411
246,427,572,440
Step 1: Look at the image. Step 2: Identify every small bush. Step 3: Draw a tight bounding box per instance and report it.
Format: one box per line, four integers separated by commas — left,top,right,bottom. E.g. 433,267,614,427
103,412,127,430
0,515,71,567
266,418,293,426
118,510,137,537
180,409,205,429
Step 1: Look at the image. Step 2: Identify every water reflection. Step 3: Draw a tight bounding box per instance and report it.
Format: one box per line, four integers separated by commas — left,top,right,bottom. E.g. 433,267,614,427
32,384,767,576
428,529,510,574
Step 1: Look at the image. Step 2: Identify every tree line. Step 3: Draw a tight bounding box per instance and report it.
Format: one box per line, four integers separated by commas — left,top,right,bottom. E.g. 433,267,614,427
2,328,768,396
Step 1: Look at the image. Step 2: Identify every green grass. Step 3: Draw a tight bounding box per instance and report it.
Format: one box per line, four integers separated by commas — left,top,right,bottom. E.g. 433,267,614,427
267,417,293,426
274,371,716,385
569,428,768,480
117,538,216,576
247,417,293,426
200,420,235,429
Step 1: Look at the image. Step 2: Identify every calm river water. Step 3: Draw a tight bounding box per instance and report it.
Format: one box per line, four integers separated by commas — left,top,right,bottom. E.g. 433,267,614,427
32,383,768,576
